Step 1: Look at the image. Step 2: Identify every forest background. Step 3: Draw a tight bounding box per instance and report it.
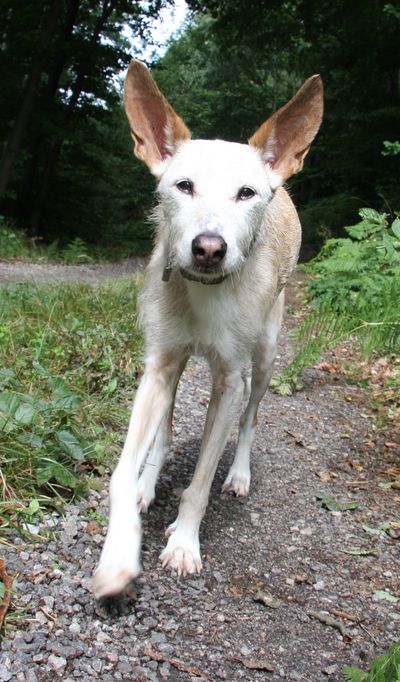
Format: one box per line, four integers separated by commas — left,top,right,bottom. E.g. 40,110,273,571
1,0,399,257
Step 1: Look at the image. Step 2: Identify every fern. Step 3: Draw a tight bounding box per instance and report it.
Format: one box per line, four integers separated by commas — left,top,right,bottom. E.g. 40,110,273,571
273,209,400,394
343,642,400,682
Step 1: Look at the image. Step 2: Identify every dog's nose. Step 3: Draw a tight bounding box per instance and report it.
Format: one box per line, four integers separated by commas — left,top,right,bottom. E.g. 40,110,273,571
192,233,227,267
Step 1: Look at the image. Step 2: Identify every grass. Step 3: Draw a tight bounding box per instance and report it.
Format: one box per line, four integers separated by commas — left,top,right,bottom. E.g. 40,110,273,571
0,277,143,534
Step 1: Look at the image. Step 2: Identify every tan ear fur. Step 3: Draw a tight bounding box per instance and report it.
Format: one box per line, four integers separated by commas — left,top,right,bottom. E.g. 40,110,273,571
124,60,191,171
249,75,323,181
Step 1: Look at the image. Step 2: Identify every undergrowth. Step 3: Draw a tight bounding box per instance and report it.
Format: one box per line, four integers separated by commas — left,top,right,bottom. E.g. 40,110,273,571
272,208,400,402
343,641,400,681
0,217,150,263
0,278,143,532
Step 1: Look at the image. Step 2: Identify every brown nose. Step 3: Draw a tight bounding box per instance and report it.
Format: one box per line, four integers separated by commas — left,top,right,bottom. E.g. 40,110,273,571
192,233,227,267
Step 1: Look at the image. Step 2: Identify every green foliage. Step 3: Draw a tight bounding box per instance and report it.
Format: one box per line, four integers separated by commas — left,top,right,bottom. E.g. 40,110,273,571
273,208,400,394
382,141,400,157
0,0,161,245
185,0,400,238
0,278,143,524
0,217,30,259
343,642,400,681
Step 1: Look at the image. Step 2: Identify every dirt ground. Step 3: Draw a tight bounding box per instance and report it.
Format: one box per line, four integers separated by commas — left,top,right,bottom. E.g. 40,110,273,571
0,261,399,682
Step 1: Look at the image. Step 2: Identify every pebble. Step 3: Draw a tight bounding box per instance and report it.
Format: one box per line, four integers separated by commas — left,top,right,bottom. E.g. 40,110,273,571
48,654,67,673
0,666,12,681
2,356,398,682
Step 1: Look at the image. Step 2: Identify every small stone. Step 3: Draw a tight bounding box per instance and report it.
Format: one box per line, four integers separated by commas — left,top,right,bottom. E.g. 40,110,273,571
216,614,225,622
26,671,38,682
97,631,112,643
323,664,338,675
48,654,67,674
42,595,55,611
300,526,313,536
314,580,325,591
106,652,119,664
63,516,78,538
0,666,12,681
69,622,81,635
240,644,251,656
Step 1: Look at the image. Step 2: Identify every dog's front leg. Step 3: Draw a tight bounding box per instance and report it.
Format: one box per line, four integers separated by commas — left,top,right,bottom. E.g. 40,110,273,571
223,292,284,496
160,365,243,576
93,354,183,598
138,355,188,512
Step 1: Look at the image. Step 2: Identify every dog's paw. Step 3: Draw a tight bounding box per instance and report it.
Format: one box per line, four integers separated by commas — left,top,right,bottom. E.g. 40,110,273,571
92,561,140,600
92,527,141,599
160,527,202,576
222,469,251,497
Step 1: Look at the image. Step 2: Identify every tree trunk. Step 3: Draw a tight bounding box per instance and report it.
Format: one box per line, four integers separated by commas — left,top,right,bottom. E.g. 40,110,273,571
17,0,82,225
29,0,117,234
0,0,62,197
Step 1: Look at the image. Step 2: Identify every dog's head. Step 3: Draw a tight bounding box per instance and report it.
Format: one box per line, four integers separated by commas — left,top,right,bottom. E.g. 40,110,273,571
124,61,323,284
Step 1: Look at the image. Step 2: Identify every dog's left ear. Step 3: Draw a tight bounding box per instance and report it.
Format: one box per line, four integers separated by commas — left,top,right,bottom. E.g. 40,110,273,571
249,75,323,183
124,60,191,174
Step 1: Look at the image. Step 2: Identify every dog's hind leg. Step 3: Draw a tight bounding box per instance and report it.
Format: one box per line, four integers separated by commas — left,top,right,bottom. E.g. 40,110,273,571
223,292,284,497
92,353,184,598
138,356,188,512
160,364,244,575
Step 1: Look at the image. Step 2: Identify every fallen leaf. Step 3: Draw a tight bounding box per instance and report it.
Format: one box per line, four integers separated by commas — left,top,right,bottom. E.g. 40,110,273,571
0,559,14,629
254,590,282,609
316,471,332,482
231,655,274,672
384,442,399,450
341,547,377,556
307,610,351,639
86,520,103,535
316,492,359,512
373,590,398,603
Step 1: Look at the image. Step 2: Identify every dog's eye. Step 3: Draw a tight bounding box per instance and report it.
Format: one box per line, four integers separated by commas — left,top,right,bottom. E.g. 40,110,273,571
237,186,256,201
176,180,194,195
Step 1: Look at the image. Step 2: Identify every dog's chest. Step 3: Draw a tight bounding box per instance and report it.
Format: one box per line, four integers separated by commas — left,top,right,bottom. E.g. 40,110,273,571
184,283,255,359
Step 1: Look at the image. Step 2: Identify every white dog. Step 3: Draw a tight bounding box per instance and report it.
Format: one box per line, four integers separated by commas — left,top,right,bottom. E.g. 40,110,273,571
93,61,323,598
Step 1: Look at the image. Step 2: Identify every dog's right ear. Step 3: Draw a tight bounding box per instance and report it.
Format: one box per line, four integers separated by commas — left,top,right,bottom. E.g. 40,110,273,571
124,60,191,174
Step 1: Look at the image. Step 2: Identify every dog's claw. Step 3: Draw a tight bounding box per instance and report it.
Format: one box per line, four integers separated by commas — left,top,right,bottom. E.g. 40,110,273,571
222,471,251,497
138,497,150,513
160,525,202,575
160,546,202,576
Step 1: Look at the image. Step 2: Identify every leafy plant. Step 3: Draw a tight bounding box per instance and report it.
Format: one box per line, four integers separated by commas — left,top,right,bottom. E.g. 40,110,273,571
273,208,400,395
343,642,400,681
61,237,92,264
0,218,29,259
0,278,143,526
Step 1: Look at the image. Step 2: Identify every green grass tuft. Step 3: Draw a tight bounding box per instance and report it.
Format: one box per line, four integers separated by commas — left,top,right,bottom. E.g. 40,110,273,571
0,278,143,530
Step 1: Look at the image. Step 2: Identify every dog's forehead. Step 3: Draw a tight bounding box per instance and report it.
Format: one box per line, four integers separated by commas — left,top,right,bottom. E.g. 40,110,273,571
164,139,266,187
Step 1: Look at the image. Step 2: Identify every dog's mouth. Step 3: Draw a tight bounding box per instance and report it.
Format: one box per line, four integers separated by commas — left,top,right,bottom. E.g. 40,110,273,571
179,267,228,285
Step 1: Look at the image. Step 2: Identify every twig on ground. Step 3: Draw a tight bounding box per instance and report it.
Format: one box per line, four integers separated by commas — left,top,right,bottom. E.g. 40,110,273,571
143,644,211,681
328,607,360,623
307,609,351,639
39,606,61,627
228,655,274,672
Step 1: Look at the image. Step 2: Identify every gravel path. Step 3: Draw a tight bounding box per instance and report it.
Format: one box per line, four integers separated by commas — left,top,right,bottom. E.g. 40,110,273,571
1,262,399,681
0,258,147,285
